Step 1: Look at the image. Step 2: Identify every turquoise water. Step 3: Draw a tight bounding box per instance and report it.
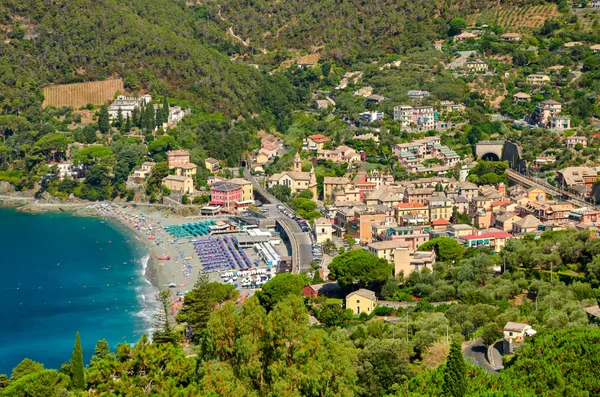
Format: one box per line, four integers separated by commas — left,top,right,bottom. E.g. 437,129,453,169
0,207,158,374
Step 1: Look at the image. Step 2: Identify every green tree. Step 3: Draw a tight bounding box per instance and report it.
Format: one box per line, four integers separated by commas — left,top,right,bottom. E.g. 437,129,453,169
328,250,392,289
198,296,357,396
90,339,110,365
146,161,170,196
449,18,467,35
10,359,44,381
482,322,502,346
124,114,132,132
176,282,238,341
71,332,85,390
256,273,309,311
98,105,110,134
269,184,292,202
442,341,467,397
153,290,178,345
419,237,464,262
1,370,70,397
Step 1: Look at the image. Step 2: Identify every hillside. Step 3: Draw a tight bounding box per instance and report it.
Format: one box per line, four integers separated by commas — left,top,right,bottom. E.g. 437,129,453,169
0,0,276,118
200,0,561,63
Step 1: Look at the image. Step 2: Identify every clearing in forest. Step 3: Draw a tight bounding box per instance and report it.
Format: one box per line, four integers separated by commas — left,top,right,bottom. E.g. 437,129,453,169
42,79,124,109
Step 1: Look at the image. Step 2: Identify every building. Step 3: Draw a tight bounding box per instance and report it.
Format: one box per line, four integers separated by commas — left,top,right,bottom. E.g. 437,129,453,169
534,155,556,168
454,32,478,41
359,111,384,124
108,94,151,119
428,196,453,222
526,187,546,201
557,167,598,188
512,214,541,234
494,212,522,232
303,134,331,152
527,74,551,85
532,100,562,125
173,163,197,178
229,178,254,203
346,289,377,315
167,150,190,169
440,101,465,113
163,175,193,194
550,115,571,131
503,322,533,354
350,207,390,243
381,226,430,250
513,92,531,102
466,59,488,72
303,282,341,298
318,145,361,164
267,153,318,198
314,100,330,110
323,176,351,202
393,246,436,276
366,94,386,105
210,181,243,210
565,136,587,149
459,231,513,252
591,44,600,53
133,161,155,180
407,90,430,101
314,217,333,244
393,105,414,127
368,240,407,262
500,33,521,41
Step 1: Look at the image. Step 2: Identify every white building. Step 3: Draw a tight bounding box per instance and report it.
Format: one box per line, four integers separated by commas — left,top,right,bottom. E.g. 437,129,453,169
108,95,152,119
359,111,384,124
394,105,414,127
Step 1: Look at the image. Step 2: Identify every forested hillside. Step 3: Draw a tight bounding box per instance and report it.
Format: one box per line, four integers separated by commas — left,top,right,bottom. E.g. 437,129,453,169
201,0,565,63
0,0,285,118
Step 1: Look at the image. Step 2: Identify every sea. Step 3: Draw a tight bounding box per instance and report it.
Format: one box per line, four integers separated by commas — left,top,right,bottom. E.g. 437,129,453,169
0,207,159,374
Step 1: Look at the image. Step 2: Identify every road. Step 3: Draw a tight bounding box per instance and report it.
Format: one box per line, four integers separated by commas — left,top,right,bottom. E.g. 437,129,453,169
463,338,499,374
243,168,313,274
506,168,596,209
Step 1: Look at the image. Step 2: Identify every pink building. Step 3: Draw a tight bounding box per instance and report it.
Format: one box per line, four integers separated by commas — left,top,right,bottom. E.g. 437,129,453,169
167,150,190,169
210,181,243,210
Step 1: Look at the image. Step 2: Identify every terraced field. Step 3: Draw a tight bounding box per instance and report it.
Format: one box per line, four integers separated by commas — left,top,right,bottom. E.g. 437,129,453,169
469,4,558,33
42,79,124,109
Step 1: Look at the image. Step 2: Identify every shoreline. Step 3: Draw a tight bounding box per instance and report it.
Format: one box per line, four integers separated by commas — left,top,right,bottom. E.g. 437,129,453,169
1,195,227,320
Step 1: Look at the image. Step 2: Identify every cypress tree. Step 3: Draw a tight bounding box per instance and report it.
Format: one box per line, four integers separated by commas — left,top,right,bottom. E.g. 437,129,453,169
144,102,155,132
132,107,140,129
98,105,110,134
442,341,467,397
115,107,123,129
125,114,132,132
71,332,85,390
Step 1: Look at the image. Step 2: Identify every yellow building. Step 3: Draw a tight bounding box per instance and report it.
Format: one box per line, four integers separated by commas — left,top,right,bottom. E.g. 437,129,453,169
266,153,317,199
163,175,194,194
526,187,546,201
346,289,377,315
323,176,350,202
393,247,436,276
174,163,197,178
229,178,254,203
204,158,220,172
314,217,333,244
255,152,269,165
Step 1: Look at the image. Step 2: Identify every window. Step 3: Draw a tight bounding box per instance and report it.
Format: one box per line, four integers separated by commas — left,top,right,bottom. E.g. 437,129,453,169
356,300,360,304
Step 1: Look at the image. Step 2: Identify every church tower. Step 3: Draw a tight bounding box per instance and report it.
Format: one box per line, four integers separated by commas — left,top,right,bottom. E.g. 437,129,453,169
294,152,302,172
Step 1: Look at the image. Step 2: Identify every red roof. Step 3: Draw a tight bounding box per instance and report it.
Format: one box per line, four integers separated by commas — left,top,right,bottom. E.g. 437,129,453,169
461,232,513,240
432,218,451,226
396,202,427,208
308,134,331,143
491,199,511,207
